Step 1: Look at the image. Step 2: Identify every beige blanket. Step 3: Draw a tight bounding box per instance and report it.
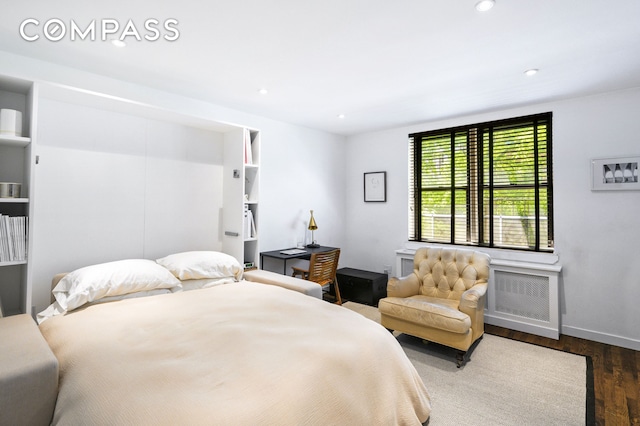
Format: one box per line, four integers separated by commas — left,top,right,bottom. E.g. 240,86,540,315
40,281,431,425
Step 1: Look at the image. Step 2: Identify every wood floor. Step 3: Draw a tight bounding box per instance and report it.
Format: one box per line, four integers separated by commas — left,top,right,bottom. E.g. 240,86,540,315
485,324,640,426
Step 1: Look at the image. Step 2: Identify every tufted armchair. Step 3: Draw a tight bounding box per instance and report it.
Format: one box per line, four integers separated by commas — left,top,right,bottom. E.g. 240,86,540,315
378,246,490,367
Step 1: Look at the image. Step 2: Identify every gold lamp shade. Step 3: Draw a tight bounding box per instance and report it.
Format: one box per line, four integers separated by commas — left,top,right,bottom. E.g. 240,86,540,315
307,210,319,248
308,210,318,230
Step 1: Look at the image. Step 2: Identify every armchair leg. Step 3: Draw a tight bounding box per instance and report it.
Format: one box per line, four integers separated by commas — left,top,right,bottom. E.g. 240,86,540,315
456,351,466,368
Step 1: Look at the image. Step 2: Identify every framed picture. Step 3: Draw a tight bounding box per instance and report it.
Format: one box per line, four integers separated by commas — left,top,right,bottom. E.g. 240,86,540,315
591,156,640,191
364,171,387,202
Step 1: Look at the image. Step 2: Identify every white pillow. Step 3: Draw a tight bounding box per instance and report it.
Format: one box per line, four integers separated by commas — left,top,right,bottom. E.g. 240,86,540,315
156,251,243,281
53,259,182,312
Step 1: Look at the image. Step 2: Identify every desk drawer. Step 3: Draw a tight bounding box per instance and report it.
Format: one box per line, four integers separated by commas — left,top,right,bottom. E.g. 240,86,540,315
337,268,387,306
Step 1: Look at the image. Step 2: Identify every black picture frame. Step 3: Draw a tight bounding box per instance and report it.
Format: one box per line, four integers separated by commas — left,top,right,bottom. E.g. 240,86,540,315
364,171,387,202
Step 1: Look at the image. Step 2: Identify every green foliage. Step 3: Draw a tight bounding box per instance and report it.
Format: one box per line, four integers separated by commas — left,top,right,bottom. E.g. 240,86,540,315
419,124,550,249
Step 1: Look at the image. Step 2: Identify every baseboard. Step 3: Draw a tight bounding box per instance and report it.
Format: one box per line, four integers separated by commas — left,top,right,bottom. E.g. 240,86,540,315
562,325,640,351
486,317,640,350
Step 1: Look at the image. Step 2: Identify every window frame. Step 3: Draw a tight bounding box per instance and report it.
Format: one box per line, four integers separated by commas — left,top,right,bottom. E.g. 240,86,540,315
409,112,554,252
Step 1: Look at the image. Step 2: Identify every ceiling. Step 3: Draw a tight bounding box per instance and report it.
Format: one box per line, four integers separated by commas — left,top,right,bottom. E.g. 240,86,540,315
1,1,640,136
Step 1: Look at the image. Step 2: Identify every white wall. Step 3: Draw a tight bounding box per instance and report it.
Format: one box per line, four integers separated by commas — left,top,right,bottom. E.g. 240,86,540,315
258,120,346,253
344,87,640,350
0,51,347,313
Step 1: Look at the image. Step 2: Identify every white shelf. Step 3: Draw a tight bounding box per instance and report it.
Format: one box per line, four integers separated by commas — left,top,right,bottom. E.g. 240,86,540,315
0,260,27,267
0,198,28,204
0,135,30,147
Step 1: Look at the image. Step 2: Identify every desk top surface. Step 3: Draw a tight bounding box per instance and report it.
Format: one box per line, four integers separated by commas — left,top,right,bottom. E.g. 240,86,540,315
260,246,339,259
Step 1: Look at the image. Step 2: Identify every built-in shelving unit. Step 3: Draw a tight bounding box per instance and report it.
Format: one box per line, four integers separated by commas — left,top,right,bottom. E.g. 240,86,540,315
0,75,36,317
222,128,260,269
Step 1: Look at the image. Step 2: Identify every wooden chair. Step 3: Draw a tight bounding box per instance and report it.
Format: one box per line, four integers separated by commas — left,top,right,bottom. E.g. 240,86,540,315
291,249,342,305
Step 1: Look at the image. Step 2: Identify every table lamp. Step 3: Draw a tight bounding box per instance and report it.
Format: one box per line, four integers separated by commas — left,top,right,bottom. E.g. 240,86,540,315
307,210,319,248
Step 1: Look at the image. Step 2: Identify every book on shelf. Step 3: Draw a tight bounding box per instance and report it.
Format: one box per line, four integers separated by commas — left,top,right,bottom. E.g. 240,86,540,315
243,128,253,165
250,210,257,238
243,205,256,239
0,214,28,263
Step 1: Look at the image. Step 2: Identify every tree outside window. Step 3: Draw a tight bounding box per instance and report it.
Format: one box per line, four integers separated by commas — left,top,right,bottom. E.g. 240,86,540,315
409,112,553,252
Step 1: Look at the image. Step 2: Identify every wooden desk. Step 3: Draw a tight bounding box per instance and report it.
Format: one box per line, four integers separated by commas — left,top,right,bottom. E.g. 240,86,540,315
260,246,339,275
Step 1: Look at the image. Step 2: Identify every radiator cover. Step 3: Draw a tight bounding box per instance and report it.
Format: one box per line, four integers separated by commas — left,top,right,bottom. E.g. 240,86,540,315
494,270,550,321
487,260,561,339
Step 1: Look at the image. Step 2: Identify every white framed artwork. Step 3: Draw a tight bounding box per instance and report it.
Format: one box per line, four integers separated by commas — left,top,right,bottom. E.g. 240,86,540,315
591,156,640,191
364,171,387,202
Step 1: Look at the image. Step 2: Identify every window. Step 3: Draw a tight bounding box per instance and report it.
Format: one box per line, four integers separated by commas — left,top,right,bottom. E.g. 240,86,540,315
409,112,553,252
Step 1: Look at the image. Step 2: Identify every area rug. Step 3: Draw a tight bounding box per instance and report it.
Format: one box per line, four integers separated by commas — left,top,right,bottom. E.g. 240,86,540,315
343,302,590,426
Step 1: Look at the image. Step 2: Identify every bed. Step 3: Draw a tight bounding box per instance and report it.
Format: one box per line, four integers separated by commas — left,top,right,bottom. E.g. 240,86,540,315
36,251,432,425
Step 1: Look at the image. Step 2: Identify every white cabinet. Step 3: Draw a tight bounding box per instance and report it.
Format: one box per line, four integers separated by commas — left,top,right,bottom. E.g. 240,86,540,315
222,128,260,268
0,75,259,315
0,76,37,316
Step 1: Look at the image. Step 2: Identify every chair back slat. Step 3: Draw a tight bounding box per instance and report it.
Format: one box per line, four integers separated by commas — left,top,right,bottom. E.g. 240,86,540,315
308,249,340,287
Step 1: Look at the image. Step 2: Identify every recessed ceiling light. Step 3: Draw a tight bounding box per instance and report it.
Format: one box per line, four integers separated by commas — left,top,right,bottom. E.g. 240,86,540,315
337,114,345,119
111,39,126,47
475,0,495,12
524,69,539,76
258,88,268,95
